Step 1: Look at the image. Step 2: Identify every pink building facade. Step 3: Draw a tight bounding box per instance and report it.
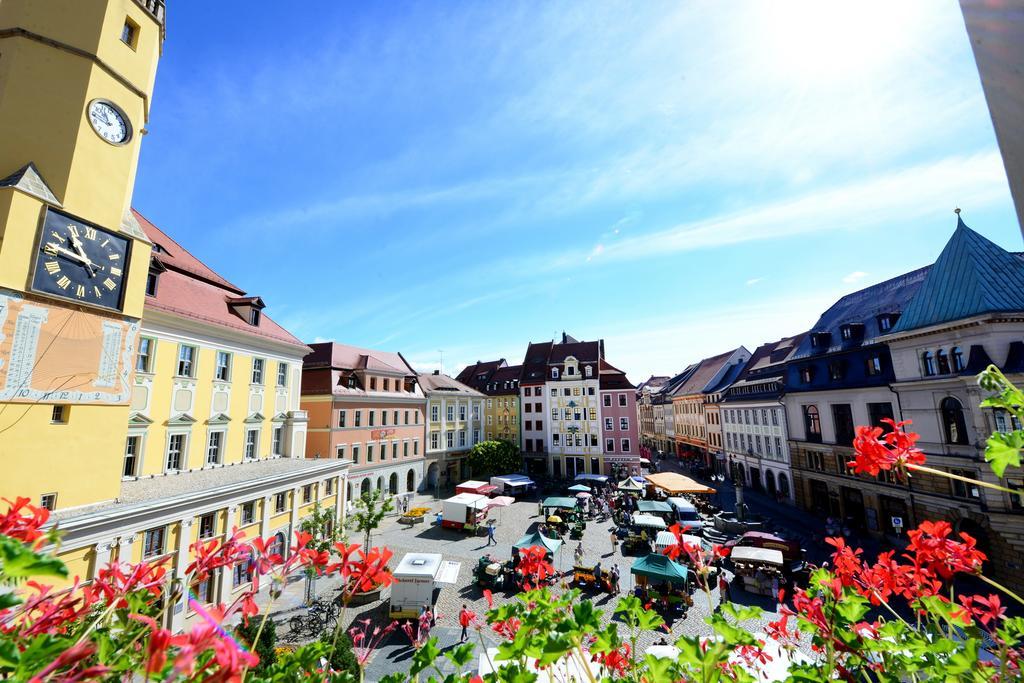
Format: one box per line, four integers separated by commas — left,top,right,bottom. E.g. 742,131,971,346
599,360,641,477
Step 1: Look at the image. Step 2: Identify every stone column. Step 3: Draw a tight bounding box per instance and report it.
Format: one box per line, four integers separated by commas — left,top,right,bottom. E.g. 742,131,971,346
289,486,301,549
217,506,236,603
335,474,345,525
115,533,138,564
261,496,272,539
170,518,193,632
91,540,116,579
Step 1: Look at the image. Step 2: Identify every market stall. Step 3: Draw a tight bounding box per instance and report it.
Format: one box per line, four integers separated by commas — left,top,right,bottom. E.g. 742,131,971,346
455,480,498,496
631,513,668,531
616,477,644,493
489,474,535,496
636,500,674,522
730,546,785,596
644,472,716,495
390,553,461,619
441,493,489,531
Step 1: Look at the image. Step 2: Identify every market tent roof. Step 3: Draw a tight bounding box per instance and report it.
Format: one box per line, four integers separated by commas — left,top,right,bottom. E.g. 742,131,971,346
731,546,785,566
644,472,716,495
542,496,578,509
485,496,515,510
574,473,609,483
567,484,591,492
616,478,644,492
513,531,562,554
632,513,667,530
637,500,673,514
630,553,689,583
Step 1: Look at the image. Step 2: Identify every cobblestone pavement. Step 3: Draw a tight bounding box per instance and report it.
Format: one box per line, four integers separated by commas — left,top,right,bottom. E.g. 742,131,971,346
265,478,816,681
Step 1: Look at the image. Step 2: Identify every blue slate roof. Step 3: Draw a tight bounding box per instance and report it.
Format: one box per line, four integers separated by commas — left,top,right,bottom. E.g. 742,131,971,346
890,217,1024,333
791,267,930,361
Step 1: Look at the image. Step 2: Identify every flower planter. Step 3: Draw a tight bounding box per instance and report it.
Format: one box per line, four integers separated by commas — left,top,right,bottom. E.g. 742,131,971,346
343,586,383,607
399,515,425,526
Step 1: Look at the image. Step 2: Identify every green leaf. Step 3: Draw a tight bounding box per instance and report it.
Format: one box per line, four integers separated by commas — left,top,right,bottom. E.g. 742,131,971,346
444,642,476,669
0,537,68,582
0,591,21,610
412,637,442,676
985,431,1024,478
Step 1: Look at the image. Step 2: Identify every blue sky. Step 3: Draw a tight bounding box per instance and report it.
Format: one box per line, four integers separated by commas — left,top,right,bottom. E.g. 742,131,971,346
133,1,1021,381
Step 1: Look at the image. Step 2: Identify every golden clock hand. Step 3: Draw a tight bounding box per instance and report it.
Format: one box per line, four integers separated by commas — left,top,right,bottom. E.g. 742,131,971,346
68,234,98,276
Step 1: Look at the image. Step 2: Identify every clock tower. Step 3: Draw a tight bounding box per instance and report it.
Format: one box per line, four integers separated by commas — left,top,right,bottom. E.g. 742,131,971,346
0,1,165,510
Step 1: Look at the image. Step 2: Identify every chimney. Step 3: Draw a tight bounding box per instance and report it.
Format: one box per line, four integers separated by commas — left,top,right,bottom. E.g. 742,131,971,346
433,370,440,375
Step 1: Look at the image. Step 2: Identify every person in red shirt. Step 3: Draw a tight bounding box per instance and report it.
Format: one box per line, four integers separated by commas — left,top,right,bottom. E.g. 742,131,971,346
458,604,474,643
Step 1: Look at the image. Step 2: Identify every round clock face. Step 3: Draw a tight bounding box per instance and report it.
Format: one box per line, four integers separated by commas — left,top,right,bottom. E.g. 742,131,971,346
87,99,131,145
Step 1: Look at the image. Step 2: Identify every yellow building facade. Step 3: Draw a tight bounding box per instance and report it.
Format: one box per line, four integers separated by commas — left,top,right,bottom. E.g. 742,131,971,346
455,360,522,446
0,0,162,510
0,1,351,632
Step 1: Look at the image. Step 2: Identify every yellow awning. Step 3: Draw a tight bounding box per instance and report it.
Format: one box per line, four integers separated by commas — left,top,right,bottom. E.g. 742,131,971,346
644,472,716,495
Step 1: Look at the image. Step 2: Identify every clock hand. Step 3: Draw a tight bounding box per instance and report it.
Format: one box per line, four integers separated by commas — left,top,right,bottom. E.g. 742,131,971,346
47,242,91,265
68,235,98,276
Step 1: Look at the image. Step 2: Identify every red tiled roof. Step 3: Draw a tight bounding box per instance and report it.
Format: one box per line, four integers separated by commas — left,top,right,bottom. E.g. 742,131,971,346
305,342,416,376
135,210,307,350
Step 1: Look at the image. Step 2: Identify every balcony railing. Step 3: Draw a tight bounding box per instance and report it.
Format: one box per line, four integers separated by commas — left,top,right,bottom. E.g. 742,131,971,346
133,0,166,27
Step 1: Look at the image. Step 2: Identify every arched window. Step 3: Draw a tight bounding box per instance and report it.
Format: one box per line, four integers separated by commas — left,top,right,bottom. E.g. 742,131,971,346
803,405,822,443
952,347,965,372
778,473,791,499
922,351,935,376
389,472,399,494
936,349,951,375
766,470,777,495
376,476,383,491
360,479,370,496
407,469,415,492
941,397,968,445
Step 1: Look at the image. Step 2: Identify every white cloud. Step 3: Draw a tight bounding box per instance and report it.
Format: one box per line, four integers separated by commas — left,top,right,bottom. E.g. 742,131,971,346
746,278,764,286
842,271,868,284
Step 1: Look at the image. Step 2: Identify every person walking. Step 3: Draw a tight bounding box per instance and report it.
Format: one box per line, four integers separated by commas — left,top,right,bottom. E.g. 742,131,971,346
574,542,584,566
486,521,497,546
717,572,731,610
458,604,473,643
610,565,620,593
610,530,619,555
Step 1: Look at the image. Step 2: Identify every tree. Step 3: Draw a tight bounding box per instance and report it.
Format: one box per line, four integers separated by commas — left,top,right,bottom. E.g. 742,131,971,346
347,487,393,553
299,501,343,554
235,616,277,675
467,439,522,478
321,630,358,675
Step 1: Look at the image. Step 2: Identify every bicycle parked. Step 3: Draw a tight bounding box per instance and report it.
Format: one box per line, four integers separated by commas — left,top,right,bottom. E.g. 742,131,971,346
287,597,339,640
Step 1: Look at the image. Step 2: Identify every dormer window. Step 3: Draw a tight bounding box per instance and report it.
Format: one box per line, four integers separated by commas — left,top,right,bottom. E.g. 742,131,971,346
839,323,864,342
146,271,159,296
566,365,575,376
228,296,266,327
585,365,593,377
828,361,846,381
551,368,559,379
809,332,831,349
877,313,899,332
799,366,814,384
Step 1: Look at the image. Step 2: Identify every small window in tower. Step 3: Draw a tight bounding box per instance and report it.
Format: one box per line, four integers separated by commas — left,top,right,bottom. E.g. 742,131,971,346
51,405,68,424
146,270,159,296
121,18,139,48
249,308,261,326
39,493,57,511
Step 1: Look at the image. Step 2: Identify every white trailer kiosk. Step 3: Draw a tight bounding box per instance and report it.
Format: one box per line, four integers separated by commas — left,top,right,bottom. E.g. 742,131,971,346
441,493,489,531
389,553,461,619
489,474,535,497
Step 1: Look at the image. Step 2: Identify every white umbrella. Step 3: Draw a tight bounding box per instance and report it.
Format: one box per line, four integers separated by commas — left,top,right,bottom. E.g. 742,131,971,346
575,492,592,499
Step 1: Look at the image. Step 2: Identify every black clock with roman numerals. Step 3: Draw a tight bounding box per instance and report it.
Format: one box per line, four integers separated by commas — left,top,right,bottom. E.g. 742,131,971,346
31,208,131,311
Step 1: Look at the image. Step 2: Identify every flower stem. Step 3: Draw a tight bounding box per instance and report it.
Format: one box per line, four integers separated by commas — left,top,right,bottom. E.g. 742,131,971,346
907,464,1020,497
977,574,1024,608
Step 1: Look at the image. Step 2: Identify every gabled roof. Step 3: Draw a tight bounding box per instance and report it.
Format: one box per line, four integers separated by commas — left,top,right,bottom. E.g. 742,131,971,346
739,334,805,379
637,375,671,392
135,210,307,350
521,341,554,383
673,348,744,397
417,372,485,396
0,162,62,206
890,216,1024,333
455,359,506,387
548,340,601,364
304,342,416,376
598,359,635,390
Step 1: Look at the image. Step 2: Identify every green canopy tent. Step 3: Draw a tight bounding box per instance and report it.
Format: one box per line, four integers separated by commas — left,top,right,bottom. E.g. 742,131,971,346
630,553,689,585
513,531,563,555
542,497,579,510
636,501,673,515
567,484,591,493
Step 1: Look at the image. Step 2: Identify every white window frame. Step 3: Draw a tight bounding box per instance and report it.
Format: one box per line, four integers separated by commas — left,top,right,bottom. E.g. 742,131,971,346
244,429,259,460
251,358,265,385
619,417,629,431
177,344,196,378
136,337,155,373
207,430,224,465
277,362,288,387
271,426,283,455
215,351,231,382
166,432,186,471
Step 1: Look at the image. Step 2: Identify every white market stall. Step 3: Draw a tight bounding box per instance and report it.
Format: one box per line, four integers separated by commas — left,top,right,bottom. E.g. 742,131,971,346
389,553,461,619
